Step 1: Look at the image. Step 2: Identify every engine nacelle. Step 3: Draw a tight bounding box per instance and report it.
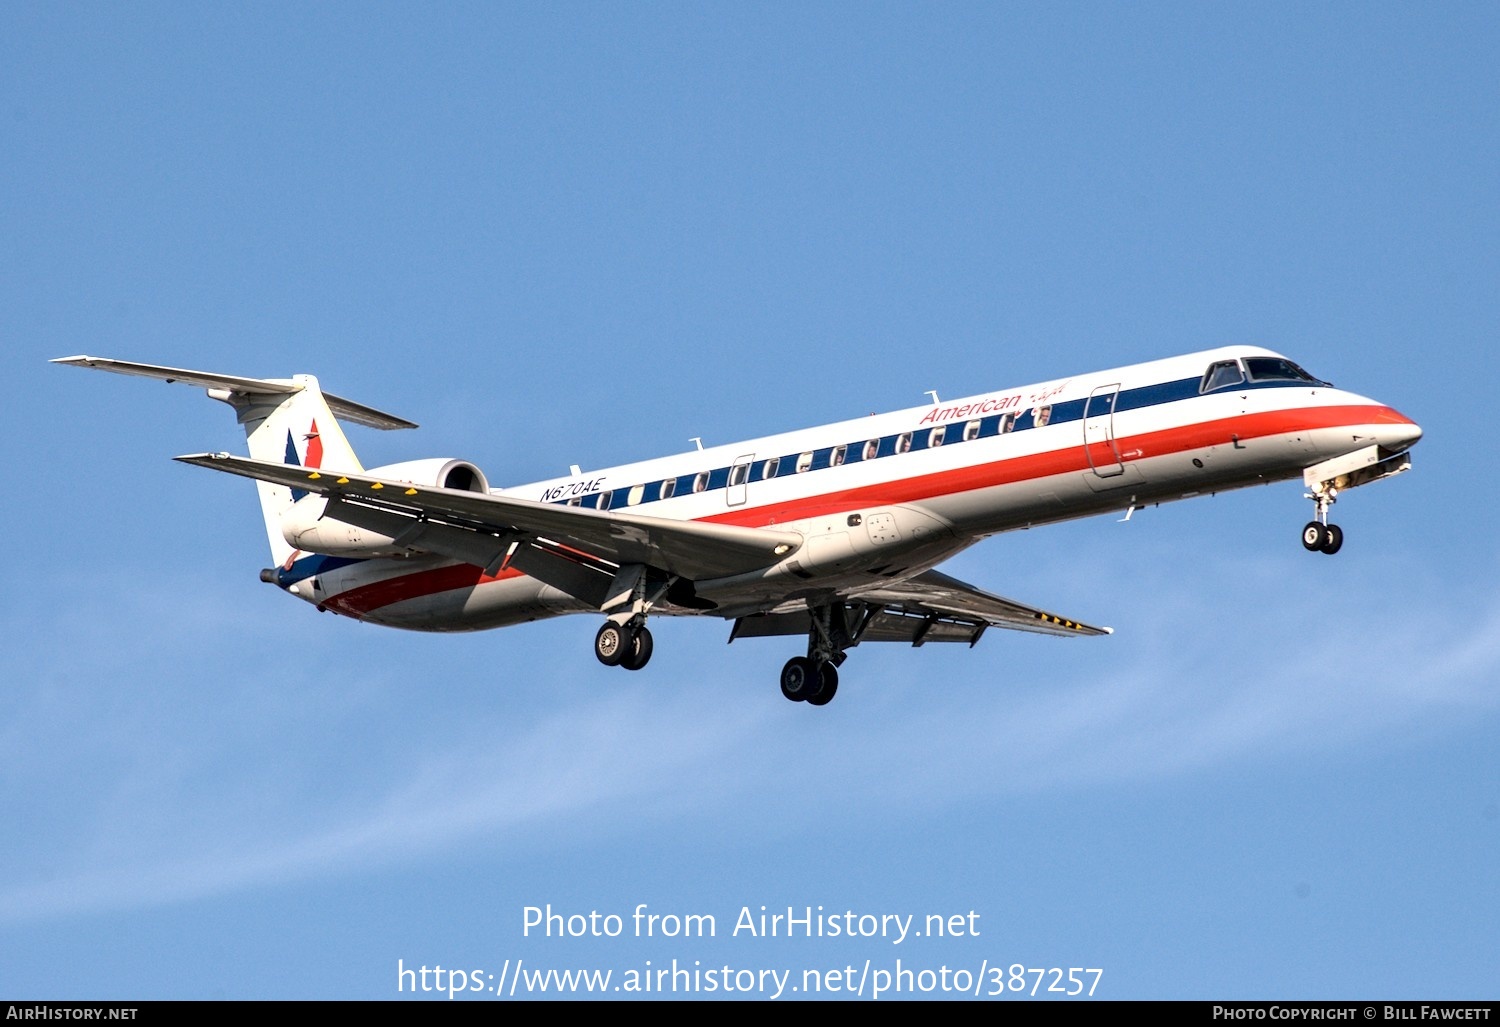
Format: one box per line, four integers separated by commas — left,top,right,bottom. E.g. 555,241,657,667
362,458,489,494
280,457,490,556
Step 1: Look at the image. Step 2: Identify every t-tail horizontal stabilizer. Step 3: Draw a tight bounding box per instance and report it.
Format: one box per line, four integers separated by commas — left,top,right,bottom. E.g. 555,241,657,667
50,355,417,430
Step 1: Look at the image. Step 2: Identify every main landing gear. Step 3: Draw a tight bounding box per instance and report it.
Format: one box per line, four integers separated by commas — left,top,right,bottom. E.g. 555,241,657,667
594,620,654,671
779,602,851,707
593,565,668,672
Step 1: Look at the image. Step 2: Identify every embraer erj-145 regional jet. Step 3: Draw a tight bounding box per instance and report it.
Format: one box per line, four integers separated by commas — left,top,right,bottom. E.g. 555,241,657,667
56,348,1420,706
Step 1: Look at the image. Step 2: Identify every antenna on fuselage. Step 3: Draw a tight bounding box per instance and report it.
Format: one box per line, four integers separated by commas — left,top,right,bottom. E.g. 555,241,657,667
925,390,940,404
690,437,704,451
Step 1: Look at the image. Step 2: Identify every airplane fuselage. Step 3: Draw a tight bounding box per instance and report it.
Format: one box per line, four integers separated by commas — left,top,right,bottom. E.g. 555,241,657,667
279,345,1420,633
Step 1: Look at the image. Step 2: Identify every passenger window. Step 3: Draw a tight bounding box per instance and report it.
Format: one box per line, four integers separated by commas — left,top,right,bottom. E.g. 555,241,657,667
729,463,749,487
567,497,581,507
897,433,912,454
929,428,945,448
762,457,780,479
863,439,879,461
1001,412,1016,434
1201,359,1246,392
796,452,813,473
660,478,676,500
598,490,613,510
964,420,981,442
627,484,644,507
831,445,846,466
693,472,708,493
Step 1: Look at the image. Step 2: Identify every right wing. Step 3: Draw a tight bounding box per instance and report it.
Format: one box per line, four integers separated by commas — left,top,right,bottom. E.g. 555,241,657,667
731,568,1111,647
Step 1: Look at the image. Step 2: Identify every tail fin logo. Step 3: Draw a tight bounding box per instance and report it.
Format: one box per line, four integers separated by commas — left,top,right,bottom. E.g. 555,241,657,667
304,419,323,469
285,419,324,501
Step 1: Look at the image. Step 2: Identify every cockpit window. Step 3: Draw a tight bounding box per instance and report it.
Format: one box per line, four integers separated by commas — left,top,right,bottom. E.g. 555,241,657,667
1244,357,1325,385
1200,359,1246,392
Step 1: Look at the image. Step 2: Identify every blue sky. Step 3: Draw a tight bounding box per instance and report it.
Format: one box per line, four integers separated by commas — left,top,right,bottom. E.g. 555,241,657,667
3,1,1496,1000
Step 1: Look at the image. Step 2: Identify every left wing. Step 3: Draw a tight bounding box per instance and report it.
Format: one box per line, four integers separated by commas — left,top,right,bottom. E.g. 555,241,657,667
730,568,1111,647
175,453,1107,641
174,452,802,581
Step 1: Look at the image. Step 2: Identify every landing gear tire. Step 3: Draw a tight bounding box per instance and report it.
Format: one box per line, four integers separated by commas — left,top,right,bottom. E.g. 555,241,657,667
1302,521,1344,555
805,663,839,706
594,622,628,667
1320,523,1343,555
780,657,819,703
620,626,654,671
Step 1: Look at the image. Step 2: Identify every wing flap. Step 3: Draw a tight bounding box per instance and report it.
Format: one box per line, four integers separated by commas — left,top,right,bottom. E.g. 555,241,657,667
175,452,803,581
728,569,1110,648
850,568,1111,639
857,610,987,645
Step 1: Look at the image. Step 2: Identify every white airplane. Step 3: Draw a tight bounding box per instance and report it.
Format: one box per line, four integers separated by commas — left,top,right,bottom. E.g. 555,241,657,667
55,347,1420,705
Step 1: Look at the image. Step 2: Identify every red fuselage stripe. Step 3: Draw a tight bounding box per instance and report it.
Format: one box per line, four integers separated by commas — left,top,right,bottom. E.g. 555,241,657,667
699,404,1410,526
323,564,522,618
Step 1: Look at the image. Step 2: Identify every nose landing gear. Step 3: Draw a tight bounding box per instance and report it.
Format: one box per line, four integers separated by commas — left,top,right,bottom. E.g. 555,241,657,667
1302,483,1343,555
1298,442,1416,558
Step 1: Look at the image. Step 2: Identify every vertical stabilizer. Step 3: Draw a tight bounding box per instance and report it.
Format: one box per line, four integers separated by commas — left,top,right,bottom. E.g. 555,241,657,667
229,376,365,567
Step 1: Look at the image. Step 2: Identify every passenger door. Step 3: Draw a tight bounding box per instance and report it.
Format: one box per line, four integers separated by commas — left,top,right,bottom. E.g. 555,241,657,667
1083,385,1125,477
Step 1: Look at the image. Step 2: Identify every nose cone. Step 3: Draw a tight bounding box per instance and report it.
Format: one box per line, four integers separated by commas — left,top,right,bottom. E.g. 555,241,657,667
1377,408,1422,452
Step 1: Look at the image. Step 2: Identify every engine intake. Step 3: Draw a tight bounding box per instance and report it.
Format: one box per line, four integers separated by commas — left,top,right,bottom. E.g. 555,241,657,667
362,458,489,494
